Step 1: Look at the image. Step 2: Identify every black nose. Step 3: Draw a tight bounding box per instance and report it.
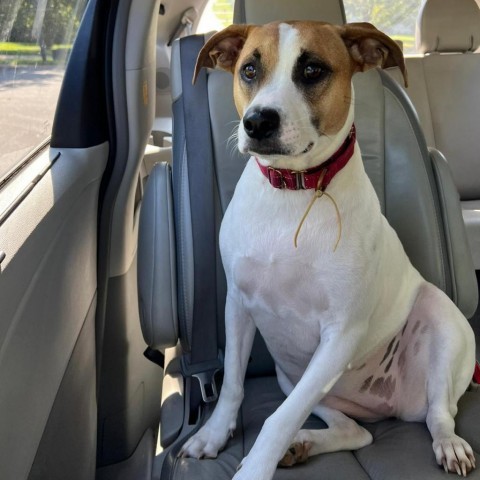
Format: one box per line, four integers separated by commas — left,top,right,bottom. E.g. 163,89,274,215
243,108,280,140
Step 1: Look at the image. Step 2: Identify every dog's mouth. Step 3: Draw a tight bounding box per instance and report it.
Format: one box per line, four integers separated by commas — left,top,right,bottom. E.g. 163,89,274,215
248,141,315,158
301,142,314,155
246,143,291,157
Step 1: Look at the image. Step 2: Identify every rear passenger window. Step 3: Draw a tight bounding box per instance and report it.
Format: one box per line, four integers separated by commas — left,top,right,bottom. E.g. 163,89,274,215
0,0,88,181
196,1,423,53
343,0,423,54
197,0,234,32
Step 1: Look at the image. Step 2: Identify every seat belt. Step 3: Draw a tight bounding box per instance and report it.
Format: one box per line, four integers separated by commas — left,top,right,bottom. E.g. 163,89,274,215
171,34,223,408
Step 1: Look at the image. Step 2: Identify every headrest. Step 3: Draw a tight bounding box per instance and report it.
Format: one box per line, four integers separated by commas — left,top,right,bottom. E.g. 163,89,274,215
233,0,346,25
416,0,480,53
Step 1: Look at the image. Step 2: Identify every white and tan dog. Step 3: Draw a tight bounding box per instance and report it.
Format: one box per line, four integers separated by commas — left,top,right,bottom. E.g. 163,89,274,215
180,21,477,479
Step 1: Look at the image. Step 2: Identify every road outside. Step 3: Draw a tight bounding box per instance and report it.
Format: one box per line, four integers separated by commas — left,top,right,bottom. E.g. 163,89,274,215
0,64,64,179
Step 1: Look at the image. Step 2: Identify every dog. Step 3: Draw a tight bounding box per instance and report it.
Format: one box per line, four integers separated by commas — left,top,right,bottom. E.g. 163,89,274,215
179,21,477,480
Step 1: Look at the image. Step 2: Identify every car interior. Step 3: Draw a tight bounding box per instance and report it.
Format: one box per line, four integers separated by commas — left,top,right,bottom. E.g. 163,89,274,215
0,0,479,479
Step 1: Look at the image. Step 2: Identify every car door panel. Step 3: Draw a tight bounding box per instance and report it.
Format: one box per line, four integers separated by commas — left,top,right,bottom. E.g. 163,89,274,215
0,143,107,480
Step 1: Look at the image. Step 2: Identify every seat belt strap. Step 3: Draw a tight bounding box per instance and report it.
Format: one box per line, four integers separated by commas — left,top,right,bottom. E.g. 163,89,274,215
173,34,222,404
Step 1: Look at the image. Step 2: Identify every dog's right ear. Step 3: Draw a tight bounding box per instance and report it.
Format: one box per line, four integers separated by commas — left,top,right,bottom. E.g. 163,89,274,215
193,24,253,84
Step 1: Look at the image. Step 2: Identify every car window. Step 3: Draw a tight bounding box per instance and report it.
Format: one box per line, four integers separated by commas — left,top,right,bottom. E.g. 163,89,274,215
0,0,88,181
197,0,423,54
343,0,423,54
197,0,234,33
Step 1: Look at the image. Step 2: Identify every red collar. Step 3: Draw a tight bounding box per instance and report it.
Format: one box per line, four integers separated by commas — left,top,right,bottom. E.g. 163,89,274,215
256,125,356,191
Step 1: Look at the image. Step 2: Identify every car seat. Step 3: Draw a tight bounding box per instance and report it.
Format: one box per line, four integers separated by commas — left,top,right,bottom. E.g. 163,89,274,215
138,1,480,478
387,0,480,269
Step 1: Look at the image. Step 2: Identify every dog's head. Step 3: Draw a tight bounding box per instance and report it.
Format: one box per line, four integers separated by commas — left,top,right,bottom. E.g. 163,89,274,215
194,21,406,170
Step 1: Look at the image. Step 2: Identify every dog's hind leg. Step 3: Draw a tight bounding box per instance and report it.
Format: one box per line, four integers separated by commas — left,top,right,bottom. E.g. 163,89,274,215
278,404,372,467
276,369,372,467
414,284,476,476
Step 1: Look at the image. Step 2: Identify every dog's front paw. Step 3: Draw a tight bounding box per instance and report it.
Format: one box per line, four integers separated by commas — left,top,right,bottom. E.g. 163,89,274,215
179,424,234,459
433,435,476,477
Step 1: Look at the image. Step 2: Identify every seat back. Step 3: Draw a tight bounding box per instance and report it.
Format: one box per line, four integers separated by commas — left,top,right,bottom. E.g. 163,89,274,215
403,0,480,201
385,0,480,267
416,0,480,54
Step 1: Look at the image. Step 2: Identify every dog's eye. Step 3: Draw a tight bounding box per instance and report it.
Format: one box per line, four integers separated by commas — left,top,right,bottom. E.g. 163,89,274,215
303,64,323,80
242,64,256,81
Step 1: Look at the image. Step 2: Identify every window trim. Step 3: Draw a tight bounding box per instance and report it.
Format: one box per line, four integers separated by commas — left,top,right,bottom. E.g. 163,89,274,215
0,137,51,192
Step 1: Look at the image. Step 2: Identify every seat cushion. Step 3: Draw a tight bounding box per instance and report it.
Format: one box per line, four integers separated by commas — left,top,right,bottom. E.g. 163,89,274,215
168,377,480,479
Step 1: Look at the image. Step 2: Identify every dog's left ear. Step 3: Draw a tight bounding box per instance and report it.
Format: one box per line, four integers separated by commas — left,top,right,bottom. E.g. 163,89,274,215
193,24,254,84
339,22,408,87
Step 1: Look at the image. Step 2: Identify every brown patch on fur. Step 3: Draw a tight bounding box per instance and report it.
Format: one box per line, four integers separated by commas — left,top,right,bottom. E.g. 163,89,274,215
384,357,394,374
401,320,408,336
193,25,255,82
360,375,373,393
370,377,383,395
233,24,280,116
338,22,408,86
370,375,396,400
414,341,421,355
287,22,354,135
356,363,367,371
380,337,396,365
384,376,396,400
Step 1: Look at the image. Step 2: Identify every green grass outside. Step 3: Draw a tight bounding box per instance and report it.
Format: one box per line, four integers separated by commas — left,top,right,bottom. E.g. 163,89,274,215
0,42,72,66
0,42,41,54
51,44,72,50
391,35,415,53
212,0,234,28
0,42,72,54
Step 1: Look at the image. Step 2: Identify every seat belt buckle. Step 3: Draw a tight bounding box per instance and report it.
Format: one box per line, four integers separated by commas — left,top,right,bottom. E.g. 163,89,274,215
167,351,224,403
192,369,219,403
181,353,223,403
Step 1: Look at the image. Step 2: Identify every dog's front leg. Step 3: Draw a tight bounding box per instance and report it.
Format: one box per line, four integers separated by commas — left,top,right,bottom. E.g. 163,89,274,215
180,293,256,459
233,322,367,480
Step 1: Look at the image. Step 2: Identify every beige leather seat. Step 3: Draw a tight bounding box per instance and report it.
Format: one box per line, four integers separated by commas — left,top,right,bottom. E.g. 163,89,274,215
388,0,480,268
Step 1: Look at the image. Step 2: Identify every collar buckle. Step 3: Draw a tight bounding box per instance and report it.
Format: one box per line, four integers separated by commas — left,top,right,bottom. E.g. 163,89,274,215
267,166,286,189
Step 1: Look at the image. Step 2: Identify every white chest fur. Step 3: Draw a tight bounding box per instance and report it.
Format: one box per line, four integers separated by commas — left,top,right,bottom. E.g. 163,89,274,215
220,149,422,381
